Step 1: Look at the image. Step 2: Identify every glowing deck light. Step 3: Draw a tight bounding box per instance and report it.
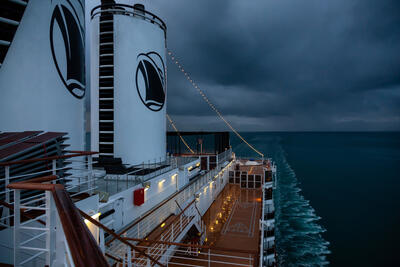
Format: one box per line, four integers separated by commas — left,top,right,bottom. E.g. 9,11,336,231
171,174,178,180
160,222,166,228
84,212,101,224
144,187,149,192
159,179,166,184
196,162,200,167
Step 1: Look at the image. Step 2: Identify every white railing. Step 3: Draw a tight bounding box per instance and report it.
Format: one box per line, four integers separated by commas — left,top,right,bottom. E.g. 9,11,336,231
113,244,254,267
107,150,232,248
105,150,233,264
217,148,233,165
259,165,276,267
107,180,208,257
0,154,97,228
12,189,73,266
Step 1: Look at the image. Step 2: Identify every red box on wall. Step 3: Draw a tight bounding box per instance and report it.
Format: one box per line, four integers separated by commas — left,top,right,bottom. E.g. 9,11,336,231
134,188,145,206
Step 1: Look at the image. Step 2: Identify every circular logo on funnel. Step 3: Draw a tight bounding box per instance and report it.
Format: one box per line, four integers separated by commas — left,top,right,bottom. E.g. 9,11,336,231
135,52,166,112
50,0,85,99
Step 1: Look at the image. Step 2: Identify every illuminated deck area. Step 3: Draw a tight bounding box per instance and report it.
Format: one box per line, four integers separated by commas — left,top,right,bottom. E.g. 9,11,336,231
169,184,262,266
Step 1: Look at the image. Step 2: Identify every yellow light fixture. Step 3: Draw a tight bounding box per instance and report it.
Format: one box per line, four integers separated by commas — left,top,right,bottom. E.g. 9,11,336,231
84,212,101,224
159,179,166,184
160,222,166,228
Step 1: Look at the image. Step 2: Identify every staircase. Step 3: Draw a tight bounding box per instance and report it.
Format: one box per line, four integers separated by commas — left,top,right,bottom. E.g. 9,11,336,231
0,0,29,68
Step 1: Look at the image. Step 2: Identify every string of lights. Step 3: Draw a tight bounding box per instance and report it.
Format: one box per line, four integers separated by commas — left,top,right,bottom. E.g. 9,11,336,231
167,50,264,158
166,113,195,154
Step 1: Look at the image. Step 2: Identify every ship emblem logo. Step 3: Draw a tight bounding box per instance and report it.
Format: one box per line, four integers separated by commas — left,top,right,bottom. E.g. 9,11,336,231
135,52,166,112
50,0,85,99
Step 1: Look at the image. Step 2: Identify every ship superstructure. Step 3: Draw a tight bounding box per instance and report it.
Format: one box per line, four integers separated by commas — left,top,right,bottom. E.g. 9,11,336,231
0,1,276,266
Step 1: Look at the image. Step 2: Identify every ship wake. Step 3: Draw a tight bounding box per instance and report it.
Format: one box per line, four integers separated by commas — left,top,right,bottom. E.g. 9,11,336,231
274,145,330,266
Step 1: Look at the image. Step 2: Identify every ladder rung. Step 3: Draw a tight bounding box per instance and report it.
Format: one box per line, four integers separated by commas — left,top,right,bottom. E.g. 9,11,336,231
0,40,11,46
100,131,114,133
9,0,28,6
0,17,19,26
100,64,114,68
100,120,113,122
100,31,113,35
100,42,113,46
20,226,49,231
100,53,113,57
99,142,113,145
100,20,113,24
100,76,114,79
19,246,49,252
100,109,114,111
99,87,113,89
20,205,48,210
99,98,114,100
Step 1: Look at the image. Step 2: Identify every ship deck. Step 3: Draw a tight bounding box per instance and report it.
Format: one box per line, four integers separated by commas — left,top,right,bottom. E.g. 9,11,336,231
169,184,262,266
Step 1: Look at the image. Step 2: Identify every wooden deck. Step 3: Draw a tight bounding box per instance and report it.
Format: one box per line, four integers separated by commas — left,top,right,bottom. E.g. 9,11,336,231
169,184,262,266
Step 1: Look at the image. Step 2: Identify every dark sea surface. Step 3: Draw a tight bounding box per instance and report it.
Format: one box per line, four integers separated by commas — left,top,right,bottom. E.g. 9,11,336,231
230,132,400,267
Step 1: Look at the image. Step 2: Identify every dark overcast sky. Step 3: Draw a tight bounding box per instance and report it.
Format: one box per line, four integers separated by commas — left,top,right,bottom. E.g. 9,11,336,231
145,0,400,131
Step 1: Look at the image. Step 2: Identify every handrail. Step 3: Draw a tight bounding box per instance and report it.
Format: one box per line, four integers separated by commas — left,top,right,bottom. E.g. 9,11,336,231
106,170,206,246
0,200,45,225
79,209,166,267
7,176,109,267
124,237,258,255
90,3,166,31
149,199,196,242
124,199,196,254
0,151,98,167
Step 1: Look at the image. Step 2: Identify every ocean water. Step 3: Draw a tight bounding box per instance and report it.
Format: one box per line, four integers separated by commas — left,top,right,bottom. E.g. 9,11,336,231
231,132,400,267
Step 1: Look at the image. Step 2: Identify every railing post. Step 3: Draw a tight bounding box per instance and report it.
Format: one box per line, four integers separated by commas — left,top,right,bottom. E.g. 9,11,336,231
46,190,56,265
13,189,20,267
52,159,57,176
127,245,132,267
88,155,93,194
208,248,211,267
171,223,174,241
55,212,66,265
5,165,10,226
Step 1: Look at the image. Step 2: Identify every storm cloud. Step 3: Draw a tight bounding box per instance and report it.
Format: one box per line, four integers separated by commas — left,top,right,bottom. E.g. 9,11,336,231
145,0,400,131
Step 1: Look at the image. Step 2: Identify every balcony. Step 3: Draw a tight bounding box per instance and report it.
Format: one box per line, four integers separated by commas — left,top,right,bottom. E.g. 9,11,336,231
264,188,273,200
265,211,275,220
265,229,275,237
266,245,275,255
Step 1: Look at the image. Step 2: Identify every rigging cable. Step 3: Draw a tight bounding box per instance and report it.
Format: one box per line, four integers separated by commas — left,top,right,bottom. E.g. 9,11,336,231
166,113,195,154
167,50,264,158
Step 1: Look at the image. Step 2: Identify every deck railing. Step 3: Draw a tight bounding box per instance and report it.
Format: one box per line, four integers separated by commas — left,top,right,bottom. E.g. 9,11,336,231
105,174,211,252
0,151,98,228
7,175,108,267
259,163,276,267
108,243,255,267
